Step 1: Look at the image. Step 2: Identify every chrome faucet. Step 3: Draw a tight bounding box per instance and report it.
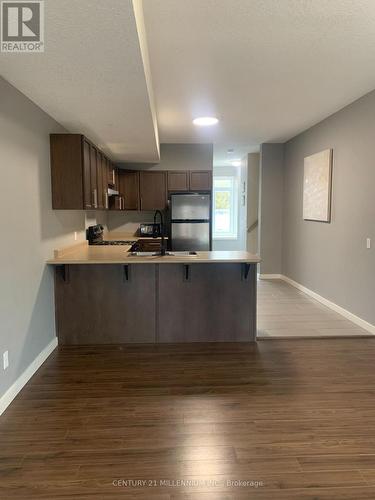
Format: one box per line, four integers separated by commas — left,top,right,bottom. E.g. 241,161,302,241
153,210,166,256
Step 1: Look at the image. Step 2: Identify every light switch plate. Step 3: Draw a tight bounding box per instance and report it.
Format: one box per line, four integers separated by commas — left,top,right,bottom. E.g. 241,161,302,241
367,238,371,249
3,351,9,370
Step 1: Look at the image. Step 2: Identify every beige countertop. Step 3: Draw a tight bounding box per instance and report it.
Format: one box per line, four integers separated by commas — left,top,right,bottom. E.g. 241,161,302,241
47,243,260,265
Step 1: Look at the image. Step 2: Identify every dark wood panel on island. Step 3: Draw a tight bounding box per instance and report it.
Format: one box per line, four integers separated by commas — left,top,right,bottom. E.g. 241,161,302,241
54,262,257,344
158,263,256,342
55,264,156,344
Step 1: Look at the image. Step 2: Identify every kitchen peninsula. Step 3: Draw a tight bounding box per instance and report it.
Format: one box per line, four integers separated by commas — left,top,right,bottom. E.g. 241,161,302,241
48,245,260,344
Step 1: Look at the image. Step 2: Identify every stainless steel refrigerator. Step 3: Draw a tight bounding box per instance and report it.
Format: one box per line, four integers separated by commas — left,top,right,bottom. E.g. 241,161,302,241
170,193,211,251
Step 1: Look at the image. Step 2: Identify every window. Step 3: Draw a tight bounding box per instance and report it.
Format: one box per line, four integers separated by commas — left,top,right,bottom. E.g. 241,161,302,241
213,176,238,239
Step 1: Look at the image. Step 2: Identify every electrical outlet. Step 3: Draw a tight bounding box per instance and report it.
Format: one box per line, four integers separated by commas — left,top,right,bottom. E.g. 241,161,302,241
74,231,78,241
367,238,371,249
3,351,9,370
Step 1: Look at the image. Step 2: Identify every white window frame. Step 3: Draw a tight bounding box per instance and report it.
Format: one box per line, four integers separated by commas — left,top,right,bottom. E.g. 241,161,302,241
213,175,239,240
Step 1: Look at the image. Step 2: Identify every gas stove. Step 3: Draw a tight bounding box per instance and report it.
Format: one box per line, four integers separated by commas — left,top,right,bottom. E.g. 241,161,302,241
87,224,136,247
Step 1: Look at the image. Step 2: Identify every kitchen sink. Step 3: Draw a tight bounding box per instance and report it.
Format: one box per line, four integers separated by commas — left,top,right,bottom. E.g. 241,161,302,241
128,251,198,257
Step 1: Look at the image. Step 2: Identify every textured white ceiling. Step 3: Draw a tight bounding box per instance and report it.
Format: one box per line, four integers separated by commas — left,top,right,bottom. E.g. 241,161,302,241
0,0,160,162
2,0,375,161
143,0,375,145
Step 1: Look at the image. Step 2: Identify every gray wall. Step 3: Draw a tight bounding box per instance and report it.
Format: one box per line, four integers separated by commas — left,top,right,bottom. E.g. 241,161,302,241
283,90,375,325
247,153,260,254
0,77,105,400
107,211,154,234
259,143,284,274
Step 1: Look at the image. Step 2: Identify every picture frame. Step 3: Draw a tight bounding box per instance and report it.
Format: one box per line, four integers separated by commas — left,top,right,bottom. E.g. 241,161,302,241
303,149,333,222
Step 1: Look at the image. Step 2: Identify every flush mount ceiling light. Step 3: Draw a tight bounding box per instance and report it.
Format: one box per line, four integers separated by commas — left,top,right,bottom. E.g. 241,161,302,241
231,160,241,167
192,116,219,126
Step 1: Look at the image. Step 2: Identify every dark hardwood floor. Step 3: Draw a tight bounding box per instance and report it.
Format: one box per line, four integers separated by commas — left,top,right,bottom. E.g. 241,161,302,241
2,340,375,499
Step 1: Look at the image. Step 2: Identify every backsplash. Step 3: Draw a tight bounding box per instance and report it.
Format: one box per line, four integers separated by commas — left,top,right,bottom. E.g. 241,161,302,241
107,211,155,234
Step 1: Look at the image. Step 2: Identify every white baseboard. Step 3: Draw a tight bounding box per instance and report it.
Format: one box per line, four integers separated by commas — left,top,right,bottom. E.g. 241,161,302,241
0,337,58,416
260,273,375,336
259,274,283,280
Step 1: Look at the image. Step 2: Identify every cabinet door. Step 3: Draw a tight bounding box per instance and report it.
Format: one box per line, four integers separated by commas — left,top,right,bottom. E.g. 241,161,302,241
119,170,140,210
89,145,98,208
108,160,113,185
102,156,109,209
96,151,105,209
167,171,189,192
139,171,167,211
189,170,212,191
114,167,119,190
108,162,118,189
109,195,124,210
82,139,92,209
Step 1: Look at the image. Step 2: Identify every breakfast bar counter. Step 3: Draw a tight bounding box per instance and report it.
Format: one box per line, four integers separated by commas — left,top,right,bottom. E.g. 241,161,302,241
48,245,260,345
48,242,260,265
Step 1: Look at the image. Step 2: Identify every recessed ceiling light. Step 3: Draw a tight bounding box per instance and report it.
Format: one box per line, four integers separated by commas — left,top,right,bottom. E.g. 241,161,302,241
193,116,219,126
231,160,241,167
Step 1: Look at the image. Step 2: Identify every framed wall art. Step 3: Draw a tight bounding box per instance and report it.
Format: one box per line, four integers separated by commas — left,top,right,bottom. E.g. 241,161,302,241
303,149,333,222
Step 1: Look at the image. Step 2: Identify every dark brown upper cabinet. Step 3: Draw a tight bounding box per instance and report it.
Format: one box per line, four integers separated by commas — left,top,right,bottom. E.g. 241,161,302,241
139,171,167,211
89,145,99,209
189,170,212,191
108,195,125,211
101,154,109,209
50,134,113,210
82,139,92,209
167,171,189,192
108,162,118,190
118,170,140,210
51,134,211,211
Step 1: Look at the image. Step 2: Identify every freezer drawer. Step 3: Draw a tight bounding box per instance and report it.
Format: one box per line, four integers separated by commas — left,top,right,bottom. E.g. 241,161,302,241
171,222,210,251
170,194,210,220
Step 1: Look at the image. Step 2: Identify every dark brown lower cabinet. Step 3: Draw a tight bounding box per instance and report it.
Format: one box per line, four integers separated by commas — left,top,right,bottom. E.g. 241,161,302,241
136,239,162,252
54,263,257,344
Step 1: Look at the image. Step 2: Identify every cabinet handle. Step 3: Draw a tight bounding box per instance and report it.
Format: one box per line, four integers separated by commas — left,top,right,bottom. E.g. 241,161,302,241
112,170,115,185
93,189,98,208
140,197,142,210
105,191,108,209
